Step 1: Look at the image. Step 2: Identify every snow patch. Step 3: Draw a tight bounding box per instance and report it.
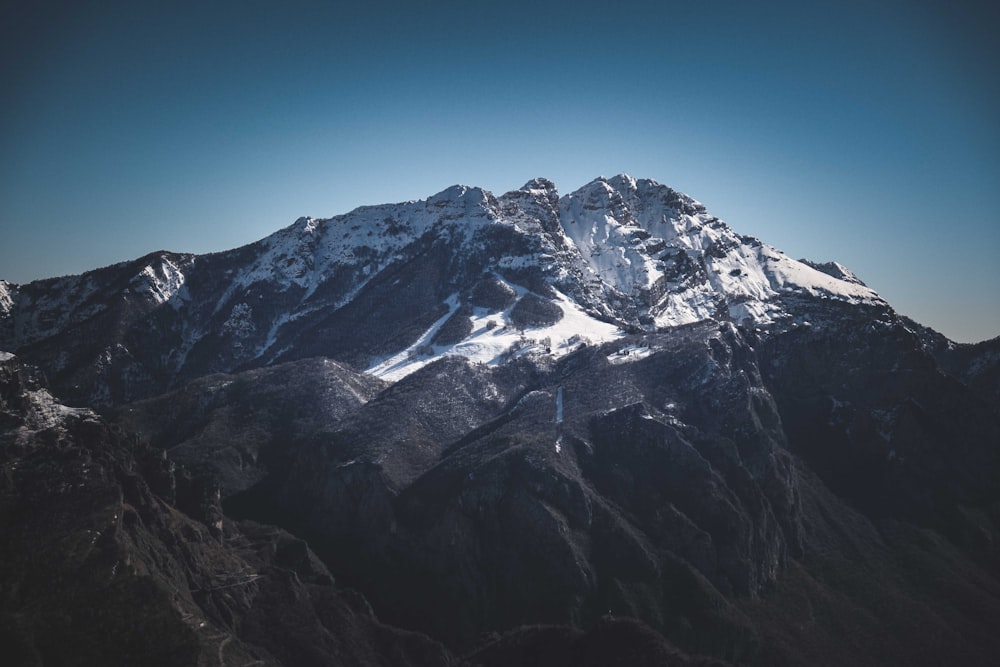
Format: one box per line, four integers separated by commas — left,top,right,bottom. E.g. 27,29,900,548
365,282,624,383
131,256,187,306
367,294,462,380
653,284,720,329
22,388,93,430
607,343,657,365
764,249,881,304
0,280,15,315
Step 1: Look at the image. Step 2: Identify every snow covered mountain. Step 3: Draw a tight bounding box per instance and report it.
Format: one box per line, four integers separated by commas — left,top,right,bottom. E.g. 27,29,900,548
0,175,888,404
2,175,1000,665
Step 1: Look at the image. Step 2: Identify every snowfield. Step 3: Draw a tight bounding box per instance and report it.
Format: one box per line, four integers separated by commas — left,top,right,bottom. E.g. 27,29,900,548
368,282,623,382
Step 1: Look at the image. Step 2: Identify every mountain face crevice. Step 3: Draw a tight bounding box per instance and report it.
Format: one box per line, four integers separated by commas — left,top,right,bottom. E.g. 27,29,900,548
2,176,999,665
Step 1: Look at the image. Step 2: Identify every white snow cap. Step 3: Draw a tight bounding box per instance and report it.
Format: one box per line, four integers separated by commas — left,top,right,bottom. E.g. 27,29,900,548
268,174,885,382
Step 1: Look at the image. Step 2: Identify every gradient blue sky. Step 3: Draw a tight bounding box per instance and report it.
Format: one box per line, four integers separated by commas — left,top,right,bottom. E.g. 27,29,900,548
2,0,998,342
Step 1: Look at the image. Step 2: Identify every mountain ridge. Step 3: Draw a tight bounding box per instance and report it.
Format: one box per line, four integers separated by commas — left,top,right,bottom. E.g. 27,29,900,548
0,175,893,406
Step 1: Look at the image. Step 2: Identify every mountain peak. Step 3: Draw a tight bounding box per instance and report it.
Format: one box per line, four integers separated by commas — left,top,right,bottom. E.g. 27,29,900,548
799,259,868,286
427,184,489,205
606,173,639,191
519,177,558,194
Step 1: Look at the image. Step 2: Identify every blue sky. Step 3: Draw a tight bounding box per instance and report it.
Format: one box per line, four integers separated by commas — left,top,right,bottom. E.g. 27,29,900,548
1,0,997,342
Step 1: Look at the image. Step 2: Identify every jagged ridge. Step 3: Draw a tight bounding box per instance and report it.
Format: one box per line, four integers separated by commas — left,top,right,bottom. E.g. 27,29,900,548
0,175,886,404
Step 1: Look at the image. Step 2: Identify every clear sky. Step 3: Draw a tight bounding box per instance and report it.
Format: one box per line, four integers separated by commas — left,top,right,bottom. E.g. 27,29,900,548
2,0,998,342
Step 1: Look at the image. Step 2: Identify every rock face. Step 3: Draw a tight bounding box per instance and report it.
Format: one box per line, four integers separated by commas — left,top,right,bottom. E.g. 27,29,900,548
119,323,1000,665
2,176,999,665
0,355,455,666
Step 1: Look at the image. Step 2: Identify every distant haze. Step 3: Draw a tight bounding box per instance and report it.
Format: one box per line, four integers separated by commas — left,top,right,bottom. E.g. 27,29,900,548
1,0,997,342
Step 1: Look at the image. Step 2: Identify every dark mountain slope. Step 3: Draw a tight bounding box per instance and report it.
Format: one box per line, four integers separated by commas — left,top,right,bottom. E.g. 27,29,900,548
0,355,455,666
115,357,385,497
115,315,1000,665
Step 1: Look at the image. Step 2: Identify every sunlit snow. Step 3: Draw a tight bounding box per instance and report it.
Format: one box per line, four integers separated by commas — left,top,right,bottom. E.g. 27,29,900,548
0,281,14,316
367,282,623,382
131,256,187,307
